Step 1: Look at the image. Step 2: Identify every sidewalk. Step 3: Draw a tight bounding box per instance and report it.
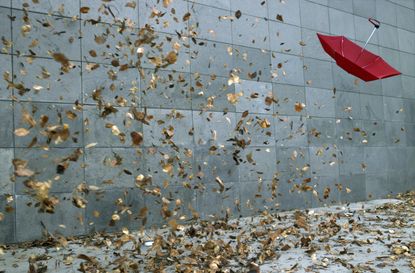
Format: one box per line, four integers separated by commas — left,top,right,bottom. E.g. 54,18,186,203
1,194,415,273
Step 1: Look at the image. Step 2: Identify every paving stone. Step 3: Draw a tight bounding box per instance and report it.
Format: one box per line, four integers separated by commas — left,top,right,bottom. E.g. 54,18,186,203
339,174,366,203
188,0,230,10
384,121,406,146
269,21,302,56
239,180,277,216
383,97,405,122
196,181,238,219
234,80,273,114
15,147,84,194
382,75,403,98
0,54,12,99
276,172,313,211
301,28,331,61
143,108,193,146
376,0,397,26
85,188,144,233
0,7,11,54
230,0,268,18
83,62,140,106
13,11,81,60
360,94,384,120
268,0,301,26
365,174,389,199
142,145,194,188
233,45,272,82
276,146,310,177
84,105,141,148
0,0,10,7
354,15,379,45
13,56,82,103
81,21,137,66
13,0,80,17
191,74,235,112
193,111,236,146
303,58,333,90
0,195,15,244
232,14,270,50
82,0,139,26
275,115,308,148
379,24,399,50
238,146,276,182
235,113,275,147
273,84,306,116
398,28,415,54
329,8,355,39
139,0,188,34
85,147,144,190
0,148,13,195
305,87,335,118
141,70,191,110
397,5,415,32
362,120,386,147
193,145,239,184
399,51,415,77
338,146,364,176
271,53,304,86
363,147,388,175
189,3,232,44
328,0,353,12
309,145,339,177
336,118,364,146
352,0,375,18
0,101,14,147
335,91,361,119
15,193,86,242
402,76,415,99
300,0,329,32
190,39,233,77
310,175,341,207
332,63,360,92
307,117,336,146
14,102,83,148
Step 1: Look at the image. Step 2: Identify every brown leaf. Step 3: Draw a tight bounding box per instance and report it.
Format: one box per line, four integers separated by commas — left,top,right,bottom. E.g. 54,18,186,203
14,128,30,137
235,10,242,19
294,211,309,230
294,102,305,112
182,12,191,22
276,14,284,22
80,6,90,13
130,131,143,146
165,51,177,65
13,159,35,177
163,0,171,8
215,176,225,192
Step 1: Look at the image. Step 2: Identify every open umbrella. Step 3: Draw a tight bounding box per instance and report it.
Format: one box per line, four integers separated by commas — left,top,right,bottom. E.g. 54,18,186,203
317,18,401,82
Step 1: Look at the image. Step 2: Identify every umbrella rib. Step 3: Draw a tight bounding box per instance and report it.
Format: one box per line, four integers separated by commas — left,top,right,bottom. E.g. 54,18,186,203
341,36,344,57
362,56,381,69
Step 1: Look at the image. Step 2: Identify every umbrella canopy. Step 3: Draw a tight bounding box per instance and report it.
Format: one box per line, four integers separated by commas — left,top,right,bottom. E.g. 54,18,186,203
317,33,401,81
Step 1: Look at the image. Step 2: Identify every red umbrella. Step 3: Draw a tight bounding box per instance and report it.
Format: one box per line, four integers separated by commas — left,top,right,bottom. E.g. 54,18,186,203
317,18,401,82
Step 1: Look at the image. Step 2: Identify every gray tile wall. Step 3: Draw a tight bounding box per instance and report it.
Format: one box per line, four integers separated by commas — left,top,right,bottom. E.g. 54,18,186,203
0,0,414,243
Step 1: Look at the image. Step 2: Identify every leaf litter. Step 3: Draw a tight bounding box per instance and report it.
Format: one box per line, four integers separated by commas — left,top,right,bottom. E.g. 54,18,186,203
0,0,411,272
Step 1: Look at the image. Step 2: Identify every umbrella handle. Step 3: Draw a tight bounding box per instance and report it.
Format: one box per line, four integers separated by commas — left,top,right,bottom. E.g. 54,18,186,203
369,18,380,29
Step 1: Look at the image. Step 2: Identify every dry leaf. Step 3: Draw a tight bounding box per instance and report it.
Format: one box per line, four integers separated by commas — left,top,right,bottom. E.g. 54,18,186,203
14,128,30,137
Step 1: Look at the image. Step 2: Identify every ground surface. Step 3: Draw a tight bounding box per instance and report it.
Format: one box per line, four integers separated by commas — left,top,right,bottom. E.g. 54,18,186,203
2,193,415,273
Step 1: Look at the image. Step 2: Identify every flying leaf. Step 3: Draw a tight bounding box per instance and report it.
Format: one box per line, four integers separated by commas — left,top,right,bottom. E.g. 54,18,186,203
14,128,30,137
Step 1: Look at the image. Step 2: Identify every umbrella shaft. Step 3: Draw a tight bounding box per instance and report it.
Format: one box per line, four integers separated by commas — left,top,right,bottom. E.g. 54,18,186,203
356,28,377,62
364,28,377,50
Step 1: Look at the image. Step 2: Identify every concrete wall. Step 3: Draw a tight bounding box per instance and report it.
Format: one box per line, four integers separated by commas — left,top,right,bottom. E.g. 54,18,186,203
0,0,414,243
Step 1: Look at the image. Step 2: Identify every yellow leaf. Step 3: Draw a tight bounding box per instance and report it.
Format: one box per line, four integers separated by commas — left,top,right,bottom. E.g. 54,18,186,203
14,128,30,137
